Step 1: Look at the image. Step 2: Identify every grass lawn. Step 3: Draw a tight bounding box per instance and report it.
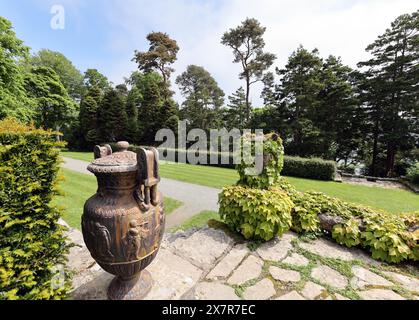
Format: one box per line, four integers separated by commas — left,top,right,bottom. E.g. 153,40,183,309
61,151,419,214
54,168,183,230
169,210,220,232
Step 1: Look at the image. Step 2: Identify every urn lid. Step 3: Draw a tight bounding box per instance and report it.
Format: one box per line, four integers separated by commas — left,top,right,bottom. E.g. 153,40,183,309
87,141,138,174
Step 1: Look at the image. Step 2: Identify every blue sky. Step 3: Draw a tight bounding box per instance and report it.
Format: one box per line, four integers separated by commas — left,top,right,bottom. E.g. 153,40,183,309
1,0,418,105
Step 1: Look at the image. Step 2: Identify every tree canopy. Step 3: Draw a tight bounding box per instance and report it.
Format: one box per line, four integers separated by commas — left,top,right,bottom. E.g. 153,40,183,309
176,65,224,130
222,18,276,123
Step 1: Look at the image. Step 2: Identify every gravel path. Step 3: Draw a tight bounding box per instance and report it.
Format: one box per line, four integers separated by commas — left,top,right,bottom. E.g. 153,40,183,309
61,157,219,228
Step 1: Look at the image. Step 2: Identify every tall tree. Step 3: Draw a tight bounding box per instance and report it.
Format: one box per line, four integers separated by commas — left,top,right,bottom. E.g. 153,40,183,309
78,85,102,146
124,87,140,143
358,10,419,176
29,49,83,100
0,17,34,122
176,65,224,130
133,32,179,97
317,55,361,161
24,66,77,135
97,88,127,142
83,68,110,94
128,71,178,144
224,87,247,129
221,18,276,123
275,46,324,156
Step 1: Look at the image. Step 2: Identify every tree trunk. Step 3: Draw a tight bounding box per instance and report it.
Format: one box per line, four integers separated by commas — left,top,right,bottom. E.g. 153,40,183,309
245,76,250,124
385,144,396,177
371,116,379,176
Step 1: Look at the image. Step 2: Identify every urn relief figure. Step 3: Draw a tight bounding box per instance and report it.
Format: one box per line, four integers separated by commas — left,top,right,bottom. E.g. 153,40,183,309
81,141,165,300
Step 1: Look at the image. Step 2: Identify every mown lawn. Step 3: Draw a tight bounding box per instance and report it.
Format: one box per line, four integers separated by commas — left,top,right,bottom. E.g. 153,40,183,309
61,151,419,214
54,168,183,230
169,210,220,232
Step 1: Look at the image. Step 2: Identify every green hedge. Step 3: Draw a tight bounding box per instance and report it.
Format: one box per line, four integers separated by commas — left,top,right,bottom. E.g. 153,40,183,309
106,142,337,181
406,162,419,185
282,156,336,181
0,118,72,300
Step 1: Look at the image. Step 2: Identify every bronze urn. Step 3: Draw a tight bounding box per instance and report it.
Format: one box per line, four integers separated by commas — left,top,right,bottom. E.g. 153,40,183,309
81,141,165,300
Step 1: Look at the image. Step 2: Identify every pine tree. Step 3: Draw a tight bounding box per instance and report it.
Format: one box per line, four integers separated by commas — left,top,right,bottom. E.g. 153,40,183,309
176,65,224,131
78,86,101,146
275,46,324,156
224,87,247,130
125,87,140,143
317,55,361,162
358,10,419,176
97,89,127,143
221,18,276,123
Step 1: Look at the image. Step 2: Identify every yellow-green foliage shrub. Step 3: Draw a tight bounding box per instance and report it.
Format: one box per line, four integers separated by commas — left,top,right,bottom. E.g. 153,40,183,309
218,131,418,264
236,132,284,189
0,118,72,300
285,189,418,263
219,185,293,241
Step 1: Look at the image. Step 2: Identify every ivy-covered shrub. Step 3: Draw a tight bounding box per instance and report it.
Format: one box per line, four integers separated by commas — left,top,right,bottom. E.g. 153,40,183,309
280,187,418,263
282,156,336,181
406,162,419,185
0,118,72,300
236,132,284,189
219,185,294,241
218,131,418,264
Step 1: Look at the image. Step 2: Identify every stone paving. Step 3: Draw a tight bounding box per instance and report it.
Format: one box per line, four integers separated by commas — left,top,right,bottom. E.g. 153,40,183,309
66,222,419,300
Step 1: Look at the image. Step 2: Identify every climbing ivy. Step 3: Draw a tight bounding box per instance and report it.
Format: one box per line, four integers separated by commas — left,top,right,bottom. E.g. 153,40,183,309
236,132,284,189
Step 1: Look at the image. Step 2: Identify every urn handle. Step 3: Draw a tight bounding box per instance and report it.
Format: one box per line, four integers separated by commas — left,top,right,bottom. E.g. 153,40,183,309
93,144,112,159
135,147,160,211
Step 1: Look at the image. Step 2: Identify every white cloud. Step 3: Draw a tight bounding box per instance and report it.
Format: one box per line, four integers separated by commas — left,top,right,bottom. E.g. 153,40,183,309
101,0,418,106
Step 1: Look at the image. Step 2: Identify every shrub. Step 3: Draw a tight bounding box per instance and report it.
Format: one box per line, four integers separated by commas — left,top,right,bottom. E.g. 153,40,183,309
277,185,418,263
282,156,336,180
332,218,361,248
337,164,356,174
236,132,284,189
0,118,72,300
406,162,419,185
219,185,293,241
361,210,416,263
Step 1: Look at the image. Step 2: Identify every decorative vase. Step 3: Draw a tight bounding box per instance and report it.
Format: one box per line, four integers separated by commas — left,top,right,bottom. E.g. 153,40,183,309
81,141,165,300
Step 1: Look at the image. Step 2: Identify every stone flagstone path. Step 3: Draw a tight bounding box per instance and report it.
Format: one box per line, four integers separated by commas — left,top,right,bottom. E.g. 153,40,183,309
65,220,419,300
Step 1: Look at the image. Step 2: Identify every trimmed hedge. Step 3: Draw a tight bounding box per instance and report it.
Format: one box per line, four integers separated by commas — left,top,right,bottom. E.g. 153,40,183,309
0,118,72,300
406,162,419,185
106,142,337,181
282,156,336,181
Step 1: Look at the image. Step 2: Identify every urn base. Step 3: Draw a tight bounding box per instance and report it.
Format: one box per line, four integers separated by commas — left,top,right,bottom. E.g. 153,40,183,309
107,270,153,300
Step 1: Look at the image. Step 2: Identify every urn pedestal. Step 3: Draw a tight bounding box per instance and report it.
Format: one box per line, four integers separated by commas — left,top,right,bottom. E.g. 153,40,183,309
81,141,165,300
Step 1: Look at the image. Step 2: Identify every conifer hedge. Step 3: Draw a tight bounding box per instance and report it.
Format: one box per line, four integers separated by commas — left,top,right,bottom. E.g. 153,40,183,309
0,118,72,300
